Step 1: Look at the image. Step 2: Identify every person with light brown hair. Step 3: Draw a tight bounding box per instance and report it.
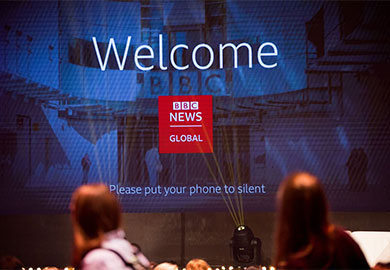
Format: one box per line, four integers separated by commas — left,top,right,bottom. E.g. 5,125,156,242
71,183,150,270
274,172,369,269
186,259,211,270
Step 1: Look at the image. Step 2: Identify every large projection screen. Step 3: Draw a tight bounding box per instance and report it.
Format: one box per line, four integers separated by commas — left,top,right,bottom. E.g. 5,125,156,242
0,1,389,214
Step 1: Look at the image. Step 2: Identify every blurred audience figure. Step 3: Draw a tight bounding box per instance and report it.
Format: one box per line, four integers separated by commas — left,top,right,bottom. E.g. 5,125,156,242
186,259,211,270
154,262,179,270
374,262,390,269
274,172,369,269
71,183,150,270
0,255,24,269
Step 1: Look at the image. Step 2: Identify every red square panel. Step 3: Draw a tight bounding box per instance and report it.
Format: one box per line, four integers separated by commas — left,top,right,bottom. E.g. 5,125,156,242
158,95,213,153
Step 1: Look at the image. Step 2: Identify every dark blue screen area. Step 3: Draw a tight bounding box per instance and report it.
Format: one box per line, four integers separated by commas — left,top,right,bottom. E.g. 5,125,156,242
0,1,389,214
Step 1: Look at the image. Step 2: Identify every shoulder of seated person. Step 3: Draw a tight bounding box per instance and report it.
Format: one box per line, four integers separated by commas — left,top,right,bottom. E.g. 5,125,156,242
332,226,356,241
331,226,367,256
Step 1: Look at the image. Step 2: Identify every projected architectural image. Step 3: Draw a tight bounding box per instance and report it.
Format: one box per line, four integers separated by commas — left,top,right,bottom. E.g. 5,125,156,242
0,1,389,213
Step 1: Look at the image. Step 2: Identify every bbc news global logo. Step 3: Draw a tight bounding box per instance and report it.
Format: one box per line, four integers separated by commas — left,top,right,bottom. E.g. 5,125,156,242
159,96,213,153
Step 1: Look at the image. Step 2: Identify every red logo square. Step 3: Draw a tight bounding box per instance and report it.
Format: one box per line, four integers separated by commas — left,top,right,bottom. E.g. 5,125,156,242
158,95,213,153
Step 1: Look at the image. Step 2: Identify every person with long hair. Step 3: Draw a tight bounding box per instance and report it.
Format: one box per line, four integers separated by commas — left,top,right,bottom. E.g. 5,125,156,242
274,172,369,269
71,183,150,270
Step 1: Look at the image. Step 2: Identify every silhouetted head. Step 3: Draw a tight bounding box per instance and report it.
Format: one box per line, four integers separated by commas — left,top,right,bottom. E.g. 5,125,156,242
186,259,211,270
275,172,330,264
154,262,179,270
0,255,24,269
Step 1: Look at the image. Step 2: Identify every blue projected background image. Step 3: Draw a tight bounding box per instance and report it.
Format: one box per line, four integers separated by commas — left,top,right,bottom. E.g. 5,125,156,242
0,0,389,213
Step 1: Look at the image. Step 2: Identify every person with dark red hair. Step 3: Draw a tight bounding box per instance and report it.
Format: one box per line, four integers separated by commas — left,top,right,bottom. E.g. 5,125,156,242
71,183,150,270
274,172,369,269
